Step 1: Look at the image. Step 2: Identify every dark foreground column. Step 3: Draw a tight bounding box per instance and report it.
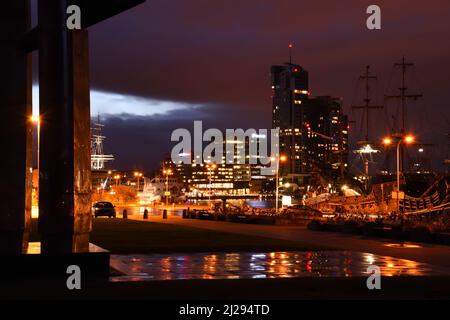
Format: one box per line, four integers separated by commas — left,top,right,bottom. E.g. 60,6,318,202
0,1,32,254
38,0,92,254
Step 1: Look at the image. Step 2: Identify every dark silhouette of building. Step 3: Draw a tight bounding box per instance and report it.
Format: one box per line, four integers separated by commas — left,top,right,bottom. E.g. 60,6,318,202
271,63,310,175
271,63,348,180
305,96,349,179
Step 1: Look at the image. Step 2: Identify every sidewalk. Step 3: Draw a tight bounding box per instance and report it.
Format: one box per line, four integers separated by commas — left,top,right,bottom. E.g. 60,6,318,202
128,214,450,268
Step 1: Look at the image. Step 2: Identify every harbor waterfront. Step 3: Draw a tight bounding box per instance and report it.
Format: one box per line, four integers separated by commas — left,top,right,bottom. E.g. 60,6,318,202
1,0,450,306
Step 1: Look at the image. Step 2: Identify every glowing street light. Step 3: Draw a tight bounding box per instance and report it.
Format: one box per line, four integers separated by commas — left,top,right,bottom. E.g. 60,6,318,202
404,135,414,144
162,169,173,206
273,154,287,213
382,137,392,146
134,171,143,192
30,115,40,124
206,163,217,203
382,134,415,213
114,174,121,187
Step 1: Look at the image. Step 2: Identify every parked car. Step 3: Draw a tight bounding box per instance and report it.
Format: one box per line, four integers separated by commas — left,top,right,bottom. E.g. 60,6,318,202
92,201,116,218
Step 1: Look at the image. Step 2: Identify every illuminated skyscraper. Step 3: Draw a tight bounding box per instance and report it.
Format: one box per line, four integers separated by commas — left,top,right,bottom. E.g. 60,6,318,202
271,62,349,180
271,63,310,175
306,96,349,179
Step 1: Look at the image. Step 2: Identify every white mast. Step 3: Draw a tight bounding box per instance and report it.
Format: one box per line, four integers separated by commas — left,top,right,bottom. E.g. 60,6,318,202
91,114,114,170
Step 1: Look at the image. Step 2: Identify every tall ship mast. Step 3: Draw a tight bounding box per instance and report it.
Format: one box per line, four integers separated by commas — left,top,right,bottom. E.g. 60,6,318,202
352,65,383,189
305,58,448,216
91,114,114,170
385,57,423,173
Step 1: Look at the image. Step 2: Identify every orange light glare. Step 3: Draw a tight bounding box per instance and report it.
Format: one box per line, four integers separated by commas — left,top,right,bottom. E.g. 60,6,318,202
30,115,40,123
383,137,392,145
404,135,414,144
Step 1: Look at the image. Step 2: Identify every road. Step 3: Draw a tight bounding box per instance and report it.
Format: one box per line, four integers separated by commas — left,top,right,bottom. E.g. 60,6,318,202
129,214,450,268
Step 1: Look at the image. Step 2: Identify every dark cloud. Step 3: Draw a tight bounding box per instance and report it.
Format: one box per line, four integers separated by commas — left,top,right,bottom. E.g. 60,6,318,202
100,103,269,171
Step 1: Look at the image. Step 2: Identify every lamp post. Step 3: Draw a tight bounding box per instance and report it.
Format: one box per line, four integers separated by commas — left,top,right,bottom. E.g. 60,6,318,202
114,174,121,188
272,155,287,213
163,169,173,206
383,134,415,213
134,171,143,192
206,163,217,203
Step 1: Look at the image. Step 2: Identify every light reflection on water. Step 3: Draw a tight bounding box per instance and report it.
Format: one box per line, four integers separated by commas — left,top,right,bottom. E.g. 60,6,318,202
110,251,450,282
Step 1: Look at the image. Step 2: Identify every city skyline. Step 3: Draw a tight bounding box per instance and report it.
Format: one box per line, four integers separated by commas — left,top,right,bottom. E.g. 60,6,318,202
2,0,450,304
29,0,450,172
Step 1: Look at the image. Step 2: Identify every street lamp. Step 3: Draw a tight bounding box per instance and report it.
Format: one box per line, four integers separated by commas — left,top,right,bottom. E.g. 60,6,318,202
134,171,143,192
114,174,121,187
383,134,415,213
162,169,173,206
404,135,414,144
206,163,217,203
382,137,392,146
272,154,287,213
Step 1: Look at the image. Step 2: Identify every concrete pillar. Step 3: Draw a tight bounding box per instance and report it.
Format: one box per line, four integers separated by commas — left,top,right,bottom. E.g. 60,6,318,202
38,0,92,254
0,1,32,254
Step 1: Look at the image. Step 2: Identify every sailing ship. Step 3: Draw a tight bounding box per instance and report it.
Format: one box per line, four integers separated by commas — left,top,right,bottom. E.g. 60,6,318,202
303,58,449,217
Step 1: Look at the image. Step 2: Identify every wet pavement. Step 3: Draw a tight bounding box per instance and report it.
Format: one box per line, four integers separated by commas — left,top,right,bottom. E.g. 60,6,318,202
130,216,450,268
110,251,450,282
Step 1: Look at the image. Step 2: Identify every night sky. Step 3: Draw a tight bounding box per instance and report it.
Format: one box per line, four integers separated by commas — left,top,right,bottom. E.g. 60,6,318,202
34,1,450,172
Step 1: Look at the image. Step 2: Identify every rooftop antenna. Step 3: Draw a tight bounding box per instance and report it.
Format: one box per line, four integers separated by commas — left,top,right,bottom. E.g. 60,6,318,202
288,43,294,64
